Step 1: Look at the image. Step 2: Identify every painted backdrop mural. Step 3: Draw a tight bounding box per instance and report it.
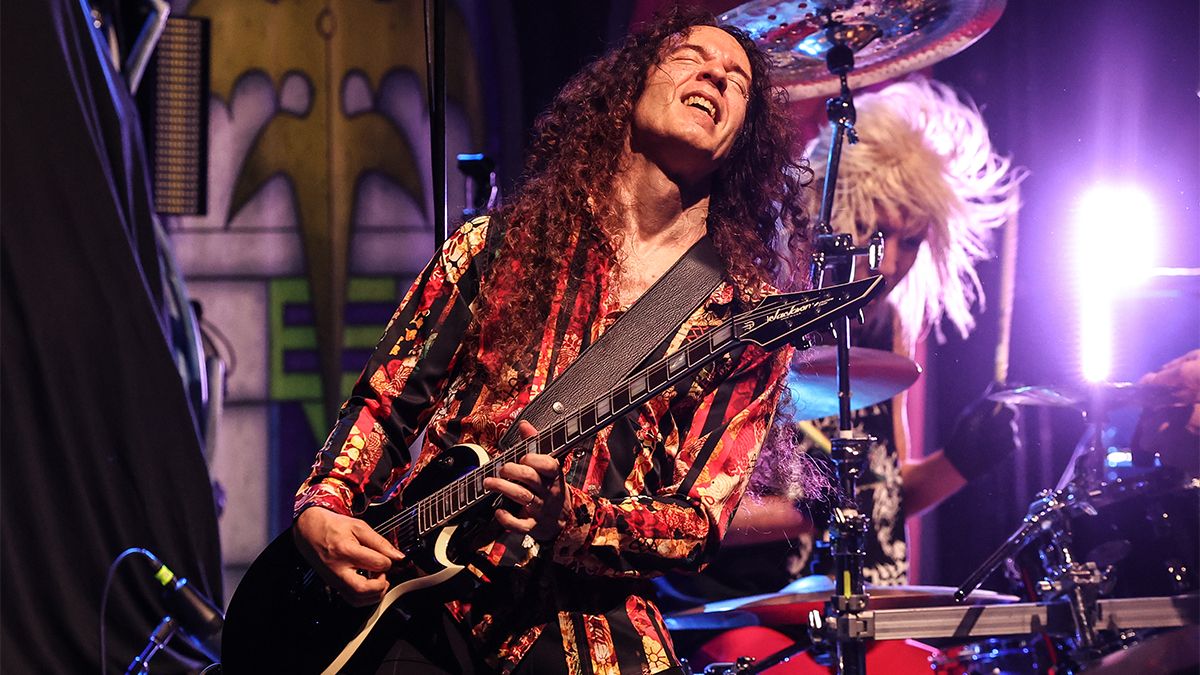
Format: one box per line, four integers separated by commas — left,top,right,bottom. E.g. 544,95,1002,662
168,0,485,596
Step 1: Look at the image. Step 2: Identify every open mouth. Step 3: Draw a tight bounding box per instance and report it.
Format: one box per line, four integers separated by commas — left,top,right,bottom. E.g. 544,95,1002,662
683,94,718,122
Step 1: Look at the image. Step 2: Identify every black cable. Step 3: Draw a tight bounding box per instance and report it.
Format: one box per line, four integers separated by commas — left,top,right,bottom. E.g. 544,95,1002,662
100,547,224,673
100,548,152,675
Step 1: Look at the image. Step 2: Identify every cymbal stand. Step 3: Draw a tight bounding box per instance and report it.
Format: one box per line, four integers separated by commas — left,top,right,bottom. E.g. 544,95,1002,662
955,386,1120,665
806,32,884,675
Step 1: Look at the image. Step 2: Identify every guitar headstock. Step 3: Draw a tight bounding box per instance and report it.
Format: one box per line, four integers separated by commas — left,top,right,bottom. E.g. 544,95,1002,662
736,276,885,349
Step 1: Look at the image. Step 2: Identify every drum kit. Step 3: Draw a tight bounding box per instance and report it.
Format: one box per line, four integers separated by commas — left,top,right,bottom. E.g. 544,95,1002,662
662,1,1200,673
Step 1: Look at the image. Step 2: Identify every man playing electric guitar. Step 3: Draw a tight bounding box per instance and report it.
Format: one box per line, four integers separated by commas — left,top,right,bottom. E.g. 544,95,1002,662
287,9,811,674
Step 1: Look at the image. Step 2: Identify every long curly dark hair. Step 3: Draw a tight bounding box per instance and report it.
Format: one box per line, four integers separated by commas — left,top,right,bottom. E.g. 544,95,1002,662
475,7,811,383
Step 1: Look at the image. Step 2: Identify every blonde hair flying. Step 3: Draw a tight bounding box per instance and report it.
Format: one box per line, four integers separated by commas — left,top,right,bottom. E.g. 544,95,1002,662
805,76,1025,348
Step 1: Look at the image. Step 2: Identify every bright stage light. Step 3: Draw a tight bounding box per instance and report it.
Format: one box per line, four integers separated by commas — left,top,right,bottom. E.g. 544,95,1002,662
1073,184,1158,382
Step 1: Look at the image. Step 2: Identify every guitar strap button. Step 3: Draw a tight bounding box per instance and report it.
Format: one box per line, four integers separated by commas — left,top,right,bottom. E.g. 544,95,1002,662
551,401,565,414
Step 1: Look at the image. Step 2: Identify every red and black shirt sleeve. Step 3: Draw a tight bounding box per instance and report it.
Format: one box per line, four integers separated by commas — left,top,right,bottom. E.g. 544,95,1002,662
294,218,491,517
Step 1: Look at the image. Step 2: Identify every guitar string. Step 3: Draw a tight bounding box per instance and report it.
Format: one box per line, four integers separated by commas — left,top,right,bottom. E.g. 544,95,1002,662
367,286,867,543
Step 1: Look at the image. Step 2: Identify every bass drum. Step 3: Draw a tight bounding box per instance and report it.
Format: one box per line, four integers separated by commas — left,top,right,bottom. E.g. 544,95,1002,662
691,626,938,674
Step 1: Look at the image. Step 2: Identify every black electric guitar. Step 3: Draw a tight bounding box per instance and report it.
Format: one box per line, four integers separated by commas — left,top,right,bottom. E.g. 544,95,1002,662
221,276,884,674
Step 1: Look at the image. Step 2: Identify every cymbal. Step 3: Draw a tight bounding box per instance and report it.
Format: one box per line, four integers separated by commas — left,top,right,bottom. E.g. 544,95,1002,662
719,0,1007,100
665,582,1018,631
987,382,1180,409
783,346,920,420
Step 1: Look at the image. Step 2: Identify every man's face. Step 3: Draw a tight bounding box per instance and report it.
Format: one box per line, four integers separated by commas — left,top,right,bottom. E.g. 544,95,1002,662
629,26,753,183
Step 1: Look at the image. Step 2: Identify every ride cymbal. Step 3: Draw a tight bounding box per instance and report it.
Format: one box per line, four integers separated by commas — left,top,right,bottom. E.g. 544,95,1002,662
783,346,920,420
720,0,1006,100
987,382,1180,409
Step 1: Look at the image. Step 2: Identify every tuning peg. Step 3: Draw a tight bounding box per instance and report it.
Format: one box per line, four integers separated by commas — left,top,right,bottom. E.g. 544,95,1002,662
868,232,885,271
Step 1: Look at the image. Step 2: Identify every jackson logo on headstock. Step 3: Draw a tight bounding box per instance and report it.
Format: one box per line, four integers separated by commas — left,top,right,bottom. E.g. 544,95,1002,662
741,296,836,333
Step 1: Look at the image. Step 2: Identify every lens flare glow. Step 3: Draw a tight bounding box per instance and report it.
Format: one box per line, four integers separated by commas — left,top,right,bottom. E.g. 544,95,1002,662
1074,185,1158,382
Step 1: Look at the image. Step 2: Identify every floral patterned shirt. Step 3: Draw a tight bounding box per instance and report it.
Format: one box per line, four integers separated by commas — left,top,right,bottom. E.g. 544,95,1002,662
295,216,791,673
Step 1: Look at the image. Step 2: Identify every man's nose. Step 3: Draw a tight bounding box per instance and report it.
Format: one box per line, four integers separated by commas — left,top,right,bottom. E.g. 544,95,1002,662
697,61,728,92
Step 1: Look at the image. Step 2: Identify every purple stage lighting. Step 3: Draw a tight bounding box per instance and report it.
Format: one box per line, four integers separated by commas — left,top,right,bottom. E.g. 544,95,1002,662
1074,184,1159,382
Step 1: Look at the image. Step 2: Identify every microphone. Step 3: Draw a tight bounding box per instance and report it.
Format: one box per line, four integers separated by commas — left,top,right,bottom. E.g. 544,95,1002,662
139,549,223,662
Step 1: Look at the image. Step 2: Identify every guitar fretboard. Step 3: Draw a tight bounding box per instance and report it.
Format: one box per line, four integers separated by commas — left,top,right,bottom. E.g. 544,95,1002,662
370,277,878,548
392,321,736,544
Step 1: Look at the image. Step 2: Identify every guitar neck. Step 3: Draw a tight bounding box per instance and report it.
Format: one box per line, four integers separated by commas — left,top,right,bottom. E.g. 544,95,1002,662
373,276,882,548
381,319,739,545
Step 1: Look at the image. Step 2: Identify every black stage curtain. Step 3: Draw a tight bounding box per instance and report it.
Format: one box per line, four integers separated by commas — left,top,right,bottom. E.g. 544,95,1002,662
1,1,223,672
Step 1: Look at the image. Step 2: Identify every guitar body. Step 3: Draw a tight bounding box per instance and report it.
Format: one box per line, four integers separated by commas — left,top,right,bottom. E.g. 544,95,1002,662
221,443,491,674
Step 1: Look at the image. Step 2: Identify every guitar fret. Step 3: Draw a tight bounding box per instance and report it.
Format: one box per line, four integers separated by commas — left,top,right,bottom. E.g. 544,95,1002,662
612,388,630,411
711,324,732,344
566,415,579,439
597,396,611,418
646,364,668,391
668,351,687,374
630,375,647,396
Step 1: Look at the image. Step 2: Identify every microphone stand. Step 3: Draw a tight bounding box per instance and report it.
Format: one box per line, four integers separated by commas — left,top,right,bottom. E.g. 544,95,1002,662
425,0,448,249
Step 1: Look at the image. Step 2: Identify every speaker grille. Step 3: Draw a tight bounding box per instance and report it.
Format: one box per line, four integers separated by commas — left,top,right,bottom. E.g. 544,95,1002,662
143,17,209,216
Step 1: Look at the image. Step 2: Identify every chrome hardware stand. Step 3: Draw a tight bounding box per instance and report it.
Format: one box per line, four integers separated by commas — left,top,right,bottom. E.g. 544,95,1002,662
805,32,886,675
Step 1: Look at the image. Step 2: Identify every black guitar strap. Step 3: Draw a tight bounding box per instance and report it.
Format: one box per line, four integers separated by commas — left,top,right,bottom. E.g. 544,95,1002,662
499,234,723,448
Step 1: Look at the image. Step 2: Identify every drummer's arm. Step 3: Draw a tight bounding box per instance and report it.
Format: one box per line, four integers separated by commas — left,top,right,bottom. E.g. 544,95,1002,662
904,380,1023,516
722,495,816,547
894,390,969,516
902,451,967,517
